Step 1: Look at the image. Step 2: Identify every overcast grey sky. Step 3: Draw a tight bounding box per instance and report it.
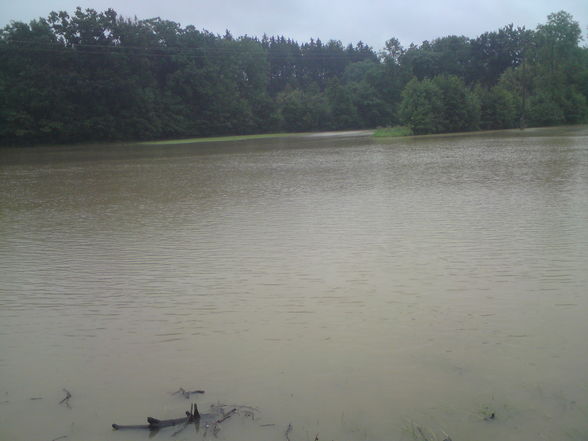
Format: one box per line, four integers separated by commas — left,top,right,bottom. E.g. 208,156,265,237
1,0,587,49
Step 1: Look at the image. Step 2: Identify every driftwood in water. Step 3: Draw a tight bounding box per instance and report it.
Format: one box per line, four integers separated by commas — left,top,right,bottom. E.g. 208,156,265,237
112,402,249,435
113,403,203,431
111,423,153,430
147,414,192,429
112,414,192,431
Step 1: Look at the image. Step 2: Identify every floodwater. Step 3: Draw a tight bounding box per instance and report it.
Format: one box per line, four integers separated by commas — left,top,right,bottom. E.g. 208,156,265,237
1,126,588,441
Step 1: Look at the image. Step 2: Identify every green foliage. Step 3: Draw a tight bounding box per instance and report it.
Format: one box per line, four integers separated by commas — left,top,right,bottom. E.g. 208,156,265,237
398,78,444,134
326,79,359,130
0,8,586,145
399,75,479,134
492,11,588,127
475,85,518,129
342,60,400,127
0,8,384,145
276,89,331,132
560,88,588,123
527,92,565,126
373,126,413,137
400,35,472,81
432,74,480,132
469,25,529,86
536,10,582,65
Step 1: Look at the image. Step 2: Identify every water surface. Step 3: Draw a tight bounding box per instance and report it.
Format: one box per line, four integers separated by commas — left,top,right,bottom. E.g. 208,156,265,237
1,126,588,441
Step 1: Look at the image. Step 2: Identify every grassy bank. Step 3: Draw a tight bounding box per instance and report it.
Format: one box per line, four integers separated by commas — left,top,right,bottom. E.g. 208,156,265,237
372,126,413,138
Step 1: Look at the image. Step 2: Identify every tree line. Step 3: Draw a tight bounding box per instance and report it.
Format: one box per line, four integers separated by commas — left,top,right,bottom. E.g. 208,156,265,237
1,8,587,145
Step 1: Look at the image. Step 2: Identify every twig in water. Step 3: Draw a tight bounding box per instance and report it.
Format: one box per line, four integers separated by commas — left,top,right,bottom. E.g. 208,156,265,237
51,436,67,441
215,408,237,424
285,423,293,441
211,403,259,412
59,389,71,408
172,387,205,399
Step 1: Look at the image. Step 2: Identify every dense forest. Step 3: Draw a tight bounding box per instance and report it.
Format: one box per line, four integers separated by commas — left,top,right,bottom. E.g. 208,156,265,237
1,8,587,145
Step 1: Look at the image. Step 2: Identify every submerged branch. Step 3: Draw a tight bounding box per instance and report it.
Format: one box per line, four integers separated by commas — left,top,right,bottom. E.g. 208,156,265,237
59,389,71,408
215,408,237,424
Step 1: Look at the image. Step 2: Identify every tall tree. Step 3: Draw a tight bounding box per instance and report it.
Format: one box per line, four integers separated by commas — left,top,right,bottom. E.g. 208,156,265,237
1,8,586,145
398,78,444,134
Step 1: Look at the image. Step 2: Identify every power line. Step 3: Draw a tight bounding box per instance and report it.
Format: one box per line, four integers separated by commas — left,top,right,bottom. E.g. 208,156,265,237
1,39,378,60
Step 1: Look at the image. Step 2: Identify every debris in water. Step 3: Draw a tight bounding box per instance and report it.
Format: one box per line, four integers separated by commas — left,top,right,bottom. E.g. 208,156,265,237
484,412,496,421
285,423,293,441
172,387,205,399
113,403,199,431
59,389,71,408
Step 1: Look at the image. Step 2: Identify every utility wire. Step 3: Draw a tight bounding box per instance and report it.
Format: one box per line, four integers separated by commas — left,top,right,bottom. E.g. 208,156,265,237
1,39,378,60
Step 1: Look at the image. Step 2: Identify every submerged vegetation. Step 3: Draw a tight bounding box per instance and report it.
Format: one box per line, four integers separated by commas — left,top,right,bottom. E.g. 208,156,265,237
0,8,587,146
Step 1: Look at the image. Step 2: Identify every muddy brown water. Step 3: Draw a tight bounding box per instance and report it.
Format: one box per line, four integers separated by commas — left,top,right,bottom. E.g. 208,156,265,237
1,126,588,441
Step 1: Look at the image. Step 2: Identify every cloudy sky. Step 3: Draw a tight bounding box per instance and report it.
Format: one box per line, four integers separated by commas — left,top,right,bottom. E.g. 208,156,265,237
1,0,587,49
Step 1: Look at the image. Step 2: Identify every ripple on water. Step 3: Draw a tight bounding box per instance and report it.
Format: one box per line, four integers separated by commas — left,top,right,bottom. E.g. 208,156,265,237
1,129,588,441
